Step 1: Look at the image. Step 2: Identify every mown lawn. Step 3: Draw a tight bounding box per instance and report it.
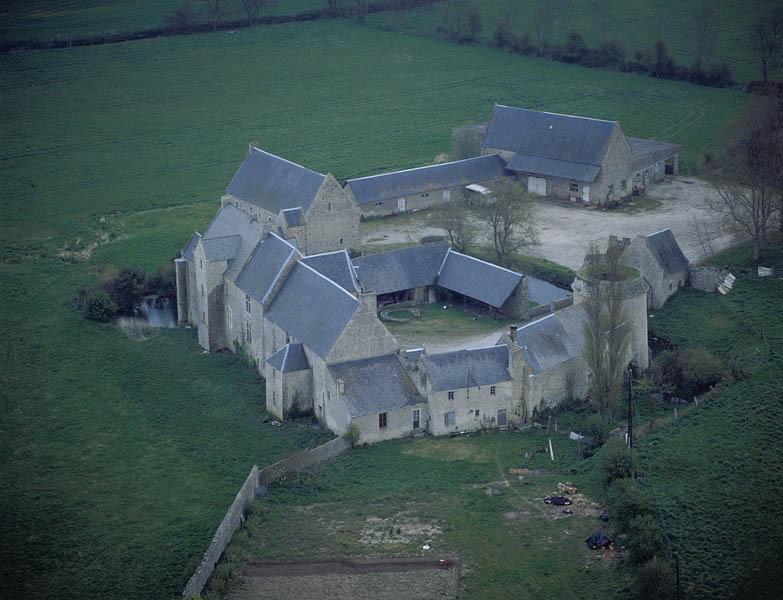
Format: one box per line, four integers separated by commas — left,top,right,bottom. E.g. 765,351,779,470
212,431,631,599
368,0,782,83
383,303,516,341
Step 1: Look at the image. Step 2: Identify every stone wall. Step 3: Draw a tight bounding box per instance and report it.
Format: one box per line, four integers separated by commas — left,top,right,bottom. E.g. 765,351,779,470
351,402,428,444
592,124,633,204
690,265,723,293
500,278,530,320
305,174,361,254
427,381,514,436
524,356,590,415
623,237,687,309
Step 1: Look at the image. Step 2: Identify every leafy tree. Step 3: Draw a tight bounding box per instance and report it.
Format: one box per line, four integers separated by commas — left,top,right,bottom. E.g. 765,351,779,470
627,513,664,564
601,436,634,486
479,180,539,266
108,267,146,315
439,0,482,44
84,291,118,322
606,478,653,534
635,557,676,599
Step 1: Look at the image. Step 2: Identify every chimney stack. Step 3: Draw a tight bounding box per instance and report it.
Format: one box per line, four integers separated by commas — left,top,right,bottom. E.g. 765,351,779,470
249,140,259,151
509,325,518,343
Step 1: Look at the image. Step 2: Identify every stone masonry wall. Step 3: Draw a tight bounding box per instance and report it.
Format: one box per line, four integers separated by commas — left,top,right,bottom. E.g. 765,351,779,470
305,174,361,254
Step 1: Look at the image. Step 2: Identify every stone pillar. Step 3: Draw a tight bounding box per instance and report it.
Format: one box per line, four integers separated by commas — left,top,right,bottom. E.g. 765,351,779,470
174,258,188,324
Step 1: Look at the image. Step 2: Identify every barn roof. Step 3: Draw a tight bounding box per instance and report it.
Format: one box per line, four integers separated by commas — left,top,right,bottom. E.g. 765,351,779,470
345,155,506,205
226,147,326,214
646,229,689,275
266,342,310,373
202,235,241,261
425,345,512,391
235,232,299,304
200,203,263,279
506,154,601,182
483,105,616,175
182,232,200,261
514,304,587,374
437,249,523,308
329,354,423,417
302,250,360,294
527,277,571,305
352,243,450,295
629,137,682,171
265,262,359,359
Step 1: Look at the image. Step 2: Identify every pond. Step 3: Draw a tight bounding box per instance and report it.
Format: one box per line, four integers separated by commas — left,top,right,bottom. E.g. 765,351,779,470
135,296,177,328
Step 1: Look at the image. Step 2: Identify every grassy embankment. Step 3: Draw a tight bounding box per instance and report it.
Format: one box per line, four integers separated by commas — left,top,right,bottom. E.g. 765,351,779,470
0,16,753,599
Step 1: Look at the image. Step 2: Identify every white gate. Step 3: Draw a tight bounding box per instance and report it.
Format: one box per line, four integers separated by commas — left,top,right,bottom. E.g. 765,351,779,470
582,185,590,203
528,176,547,196
396,197,407,212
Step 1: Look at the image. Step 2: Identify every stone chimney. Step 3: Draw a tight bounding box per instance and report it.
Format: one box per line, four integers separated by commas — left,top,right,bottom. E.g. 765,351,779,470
358,290,377,313
509,325,518,343
249,140,259,151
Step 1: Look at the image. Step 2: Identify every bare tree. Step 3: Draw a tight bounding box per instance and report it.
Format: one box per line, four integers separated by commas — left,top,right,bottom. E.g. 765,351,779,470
691,4,717,70
354,0,368,21
479,180,539,265
749,10,783,86
241,0,264,25
432,190,477,252
439,0,482,44
689,212,719,260
326,0,341,17
581,244,630,421
205,0,225,29
709,98,783,260
534,0,568,53
451,124,483,160
592,0,611,42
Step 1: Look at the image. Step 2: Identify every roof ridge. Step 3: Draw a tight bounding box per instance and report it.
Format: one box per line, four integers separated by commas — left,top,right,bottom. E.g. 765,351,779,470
297,261,360,303
346,154,502,183
428,344,506,359
447,250,523,277
494,104,617,125
512,151,603,168
250,146,326,178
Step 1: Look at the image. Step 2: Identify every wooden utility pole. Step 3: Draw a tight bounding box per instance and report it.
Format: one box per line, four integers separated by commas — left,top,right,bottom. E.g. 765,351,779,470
626,368,634,449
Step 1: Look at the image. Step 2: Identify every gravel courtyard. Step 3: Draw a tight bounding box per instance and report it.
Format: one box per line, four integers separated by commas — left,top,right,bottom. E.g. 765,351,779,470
361,177,732,270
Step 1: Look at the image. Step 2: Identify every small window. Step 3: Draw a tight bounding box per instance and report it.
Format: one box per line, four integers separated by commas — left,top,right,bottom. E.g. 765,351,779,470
328,201,332,211
272,390,276,402
327,390,331,401
490,386,496,396
245,321,252,343
444,411,456,427
412,409,420,430
375,201,383,206
201,284,205,297
475,409,480,419
379,412,388,429
621,179,627,191
202,311,206,323
339,237,344,246
608,184,614,195
421,193,429,198
569,182,579,193
245,293,251,314
199,259,203,269
447,391,455,400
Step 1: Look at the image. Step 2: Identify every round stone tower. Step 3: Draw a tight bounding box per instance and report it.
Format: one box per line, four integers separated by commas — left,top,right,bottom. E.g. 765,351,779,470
572,258,649,371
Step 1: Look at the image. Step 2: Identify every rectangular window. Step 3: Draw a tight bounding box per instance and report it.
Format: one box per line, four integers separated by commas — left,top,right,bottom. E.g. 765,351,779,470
339,237,344,246
444,411,456,427
379,412,388,429
327,201,332,211
375,201,383,206
447,391,455,400
245,321,252,343
490,386,496,396
412,409,420,430
245,293,251,314
569,182,579,193
621,179,627,191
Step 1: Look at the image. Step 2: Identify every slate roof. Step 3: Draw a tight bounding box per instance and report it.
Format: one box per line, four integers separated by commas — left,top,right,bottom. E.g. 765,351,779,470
527,277,571,305
437,249,523,308
302,250,360,294
200,203,263,280
226,147,326,214
425,345,512,391
646,229,689,275
282,207,305,228
345,155,507,205
235,232,299,304
352,243,450,295
629,137,682,172
182,232,200,261
264,262,359,359
266,342,310,373
202,235,241,261
328,354,423,417
514,304,587,374
506,154,600,182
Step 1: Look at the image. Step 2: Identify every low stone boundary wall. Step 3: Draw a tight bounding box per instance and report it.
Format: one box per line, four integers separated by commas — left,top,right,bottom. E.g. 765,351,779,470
528,296,574,319
182,436,352,598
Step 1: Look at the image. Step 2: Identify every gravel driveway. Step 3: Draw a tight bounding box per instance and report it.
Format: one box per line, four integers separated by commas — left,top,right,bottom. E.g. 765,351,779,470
361,177,732,270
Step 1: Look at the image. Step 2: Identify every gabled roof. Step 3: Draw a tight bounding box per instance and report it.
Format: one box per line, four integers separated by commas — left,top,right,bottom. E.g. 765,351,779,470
202,235,241,261
345,155,507,205
264,262,359,359
506,154,600,182
527,277,571,305
328,354,423,417
226,147,326,214
483,104,616,168
437,249,522,308
182,232,200,261
628,137,682,171
646,229,689,275
266,342,310,373
235,232,299,304
201,203,262,280
282,207,305,228
425,345,512,391
302,250,360,294
514,304,587,374
352,243,450,295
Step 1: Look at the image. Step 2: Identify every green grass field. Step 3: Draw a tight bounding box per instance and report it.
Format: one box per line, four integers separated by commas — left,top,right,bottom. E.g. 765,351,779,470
384,303,516,340
368,0,782,83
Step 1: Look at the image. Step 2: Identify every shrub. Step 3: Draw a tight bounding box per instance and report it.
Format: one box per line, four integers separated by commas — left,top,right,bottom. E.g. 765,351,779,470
651,348,723,399
108,267,146,314
586,412,610,446
606,478,653,534
146,267,176,300
84,290,118,322
626,513,664,564
346,423,361,446
601,436,635,485
164,1,194,32
635,557,676,599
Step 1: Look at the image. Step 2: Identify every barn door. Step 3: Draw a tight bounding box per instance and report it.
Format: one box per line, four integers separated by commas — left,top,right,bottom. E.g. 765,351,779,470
582,185,590,203
396,197,407,212
497,409,507,427
528,176,546,196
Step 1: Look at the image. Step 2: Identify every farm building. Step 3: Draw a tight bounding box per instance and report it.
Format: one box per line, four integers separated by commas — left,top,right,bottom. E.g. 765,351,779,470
621,228,690,309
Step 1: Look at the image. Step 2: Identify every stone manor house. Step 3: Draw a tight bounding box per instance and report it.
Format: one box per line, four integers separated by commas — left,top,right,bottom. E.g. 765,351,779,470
173,103,689,443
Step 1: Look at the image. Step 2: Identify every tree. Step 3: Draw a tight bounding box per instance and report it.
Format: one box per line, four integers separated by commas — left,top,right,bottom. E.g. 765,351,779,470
433,190,477,252
326,0,341,17
205,0,225,30
626,514,664,565
241,0,264,25
164,1,194,31
108,267,146,315
439,1,482,44
748,10,783,87
479,180,539,265
691,4,717,71
534,0,569,54
601,436,635,485
635,557,676,600
451,124,483,159
580,244,631,419
84,291,118,322
592,0,611,42
354,0,368,22
709,98,783,260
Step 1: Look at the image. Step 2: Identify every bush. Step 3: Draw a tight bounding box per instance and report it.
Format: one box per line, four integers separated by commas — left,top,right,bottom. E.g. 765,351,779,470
164,1,194,32
651,348,723,399
606,478,653,534
586,412,610,446
635,557,676,599
626,513,664,564
146,267,176,300
84,290,118,322
601,436,635,485
108,267,146,315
